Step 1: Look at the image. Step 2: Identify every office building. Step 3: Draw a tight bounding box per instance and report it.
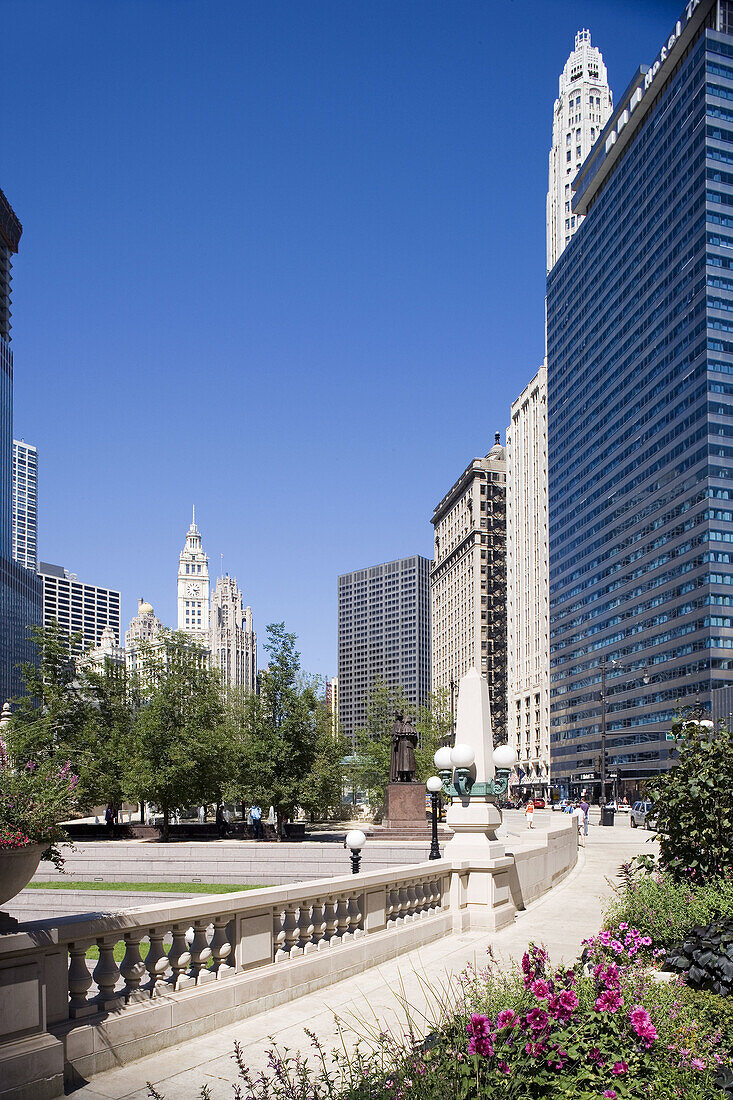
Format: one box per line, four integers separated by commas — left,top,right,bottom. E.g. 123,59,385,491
546,30,613,272
430,436,507,740
125,598,165,680
177,509,210,647
507,367,550,796
337,555,431,741
209,573,256,691
547,0,733,800
12,440,37,571
0,189,42,702
38,562,121,655
326,676,339,736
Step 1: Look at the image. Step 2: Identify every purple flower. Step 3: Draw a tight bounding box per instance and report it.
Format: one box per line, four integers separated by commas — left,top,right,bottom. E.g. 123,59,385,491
526,1008,549,1033
467,1014,494,1058
603,1091,617,1099
691,1058,706,1071
496,1009,518,1030
531,979,550,999
595,989,623,1014
611,1061,628,1076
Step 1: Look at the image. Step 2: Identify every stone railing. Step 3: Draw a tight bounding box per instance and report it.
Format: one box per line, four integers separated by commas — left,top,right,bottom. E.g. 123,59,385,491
0,818,578,1100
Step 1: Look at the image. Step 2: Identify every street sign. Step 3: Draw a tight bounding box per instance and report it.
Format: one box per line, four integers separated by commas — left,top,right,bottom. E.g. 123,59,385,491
666,733,675,741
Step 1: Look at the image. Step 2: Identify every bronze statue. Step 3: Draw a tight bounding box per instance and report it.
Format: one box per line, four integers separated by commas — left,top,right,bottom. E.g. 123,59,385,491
389,710,418,782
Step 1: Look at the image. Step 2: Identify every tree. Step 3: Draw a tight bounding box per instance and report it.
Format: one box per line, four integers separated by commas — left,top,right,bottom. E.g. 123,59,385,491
229,623,343,836
128,632,227,840
648,713,733,883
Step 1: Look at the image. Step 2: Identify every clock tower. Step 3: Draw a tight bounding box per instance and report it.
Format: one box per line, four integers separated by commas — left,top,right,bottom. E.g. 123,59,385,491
177,507,210,644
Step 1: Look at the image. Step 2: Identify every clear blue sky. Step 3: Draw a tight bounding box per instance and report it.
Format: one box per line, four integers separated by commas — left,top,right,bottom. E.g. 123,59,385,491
3,0,674,677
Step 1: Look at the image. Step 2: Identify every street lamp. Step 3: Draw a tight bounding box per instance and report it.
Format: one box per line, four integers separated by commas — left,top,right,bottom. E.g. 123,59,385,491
450,743,476,796
345,829,366,874
426,776,443,860
434,745,453,788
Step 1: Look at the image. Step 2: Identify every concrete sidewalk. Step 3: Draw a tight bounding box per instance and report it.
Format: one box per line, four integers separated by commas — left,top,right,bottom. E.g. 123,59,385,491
68,820,656,1100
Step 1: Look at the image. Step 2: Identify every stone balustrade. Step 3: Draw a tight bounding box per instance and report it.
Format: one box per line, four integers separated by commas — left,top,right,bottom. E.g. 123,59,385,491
0,818,578,1100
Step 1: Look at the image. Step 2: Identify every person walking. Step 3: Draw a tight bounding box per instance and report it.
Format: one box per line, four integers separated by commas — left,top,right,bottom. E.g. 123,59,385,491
250,804,263,840
580,797,590,837
216,804,229,838
524,799,535,829
572,801,585,845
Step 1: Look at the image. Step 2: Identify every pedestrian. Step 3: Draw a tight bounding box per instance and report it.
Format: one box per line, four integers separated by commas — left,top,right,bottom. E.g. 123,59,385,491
580,797,590,836
524,799,535,829
104,804,114,834
572,801,585,845
216,804,229,838
250,804,263,840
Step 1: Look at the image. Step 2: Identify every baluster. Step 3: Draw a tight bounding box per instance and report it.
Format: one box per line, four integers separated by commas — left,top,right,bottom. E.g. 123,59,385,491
407,883,419,922
146,928,171,996
120,932,147,1001
310,899,327,951
94,936,122,1009
275,904,300,961
347,892,363,938
298,903,315,955
273,907,286,961
416,881,429,916
336,895,351,942
68,941,95,1017
386,886,398,925
323,898,339,945
168,924,194,990
211,916,234,979
190,920,214,984
397,886,409,924
425,880,436,912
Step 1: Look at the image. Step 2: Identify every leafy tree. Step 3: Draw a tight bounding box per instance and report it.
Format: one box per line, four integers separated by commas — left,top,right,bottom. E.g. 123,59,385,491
128,632,227,840
228,623,344,835
648,713,733,883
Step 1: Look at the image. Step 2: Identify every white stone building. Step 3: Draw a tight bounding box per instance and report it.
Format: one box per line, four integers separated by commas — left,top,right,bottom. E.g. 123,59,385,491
209,574,256,691
86,624,125,671
506,366,550,796
430,437,506,740
12,439,37,570
177,509,210,646
124,598,165,678
546,29,612,272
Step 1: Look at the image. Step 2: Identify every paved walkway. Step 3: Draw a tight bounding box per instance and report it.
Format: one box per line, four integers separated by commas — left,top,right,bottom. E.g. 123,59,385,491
69,816,657,1100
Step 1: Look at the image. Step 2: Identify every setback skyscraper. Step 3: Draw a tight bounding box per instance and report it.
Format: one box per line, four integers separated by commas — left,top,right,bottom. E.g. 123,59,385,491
547,0,733,801
546,30,613,272
0,189,42,702
337,555,431,741
209,573,256,691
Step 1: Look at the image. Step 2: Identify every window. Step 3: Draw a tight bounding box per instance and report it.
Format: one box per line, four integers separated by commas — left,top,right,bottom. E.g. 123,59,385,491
567,151,572,162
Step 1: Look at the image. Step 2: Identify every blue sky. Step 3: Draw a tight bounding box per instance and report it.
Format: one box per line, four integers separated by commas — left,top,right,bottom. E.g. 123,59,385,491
3,0,674,677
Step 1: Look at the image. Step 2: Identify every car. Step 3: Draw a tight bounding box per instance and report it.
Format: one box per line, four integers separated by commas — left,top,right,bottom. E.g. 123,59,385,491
533,798,546,809
630,800,655,829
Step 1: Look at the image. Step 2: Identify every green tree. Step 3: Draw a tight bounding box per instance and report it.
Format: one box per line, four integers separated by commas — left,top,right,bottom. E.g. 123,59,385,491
128,632,227,840
648,713,733,883
229,623,344,835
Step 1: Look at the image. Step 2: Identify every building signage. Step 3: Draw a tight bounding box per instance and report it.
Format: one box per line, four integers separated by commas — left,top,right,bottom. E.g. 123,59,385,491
605,0,701,154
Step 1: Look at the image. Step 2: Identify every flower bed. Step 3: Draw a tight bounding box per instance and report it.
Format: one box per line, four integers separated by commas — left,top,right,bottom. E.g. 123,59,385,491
0,755,78,870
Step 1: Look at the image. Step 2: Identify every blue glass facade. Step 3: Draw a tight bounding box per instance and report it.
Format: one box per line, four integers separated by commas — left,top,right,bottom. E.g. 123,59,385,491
547,1,733,798
0,192,41,703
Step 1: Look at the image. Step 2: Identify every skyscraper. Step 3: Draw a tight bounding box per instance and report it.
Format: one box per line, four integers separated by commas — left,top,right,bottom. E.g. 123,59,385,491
12,439,37,570
209,573,256,691
38,562,121,655
177,510,210,646
337,555,431,741
430,436,507,740
547,0,733,801
506,368,549,797
546,30,613,272
0,189,42,703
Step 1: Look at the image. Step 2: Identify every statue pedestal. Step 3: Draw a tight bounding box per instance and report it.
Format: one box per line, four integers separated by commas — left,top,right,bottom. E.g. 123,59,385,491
383,783,427,829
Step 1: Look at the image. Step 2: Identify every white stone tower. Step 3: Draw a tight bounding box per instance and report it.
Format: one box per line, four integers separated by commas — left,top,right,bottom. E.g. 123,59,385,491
177,508,210,645
209,574,257,691
546,29,612,272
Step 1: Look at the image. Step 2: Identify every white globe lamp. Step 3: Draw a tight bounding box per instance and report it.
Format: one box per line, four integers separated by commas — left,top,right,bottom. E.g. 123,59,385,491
426,775,443,794
450,743,475,769
434,746,453,772
493,744,518,771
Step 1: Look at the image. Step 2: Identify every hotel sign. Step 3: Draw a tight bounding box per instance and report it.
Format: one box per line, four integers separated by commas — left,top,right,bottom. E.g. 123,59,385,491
605,0,701,155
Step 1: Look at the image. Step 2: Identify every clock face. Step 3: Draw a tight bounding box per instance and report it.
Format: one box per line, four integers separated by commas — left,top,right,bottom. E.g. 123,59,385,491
186,582,201,597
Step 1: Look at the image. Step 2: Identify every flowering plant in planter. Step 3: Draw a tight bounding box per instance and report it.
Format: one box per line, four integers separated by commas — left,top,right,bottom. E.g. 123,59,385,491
0,755,78,870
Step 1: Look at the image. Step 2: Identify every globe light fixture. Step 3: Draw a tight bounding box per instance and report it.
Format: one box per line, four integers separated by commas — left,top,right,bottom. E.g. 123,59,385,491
426,777,443,859
426,776,443,793
493,744,518,772
345,829,366,874
433,746,453,772
450,743,475,769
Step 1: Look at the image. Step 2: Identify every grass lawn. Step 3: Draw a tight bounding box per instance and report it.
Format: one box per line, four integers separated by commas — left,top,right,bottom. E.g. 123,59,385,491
27,880,263,893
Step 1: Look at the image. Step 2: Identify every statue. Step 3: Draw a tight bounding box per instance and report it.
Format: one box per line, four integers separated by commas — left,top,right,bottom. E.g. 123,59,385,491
389,710,418,782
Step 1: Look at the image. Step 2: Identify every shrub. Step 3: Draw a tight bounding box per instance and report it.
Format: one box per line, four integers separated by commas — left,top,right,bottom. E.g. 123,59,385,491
604,870,733,949
665,919,733,997
0,755,78,868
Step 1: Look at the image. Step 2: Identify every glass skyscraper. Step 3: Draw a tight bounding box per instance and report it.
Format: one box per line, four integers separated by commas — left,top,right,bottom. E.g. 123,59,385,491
547,0,733,800
0,188,41,703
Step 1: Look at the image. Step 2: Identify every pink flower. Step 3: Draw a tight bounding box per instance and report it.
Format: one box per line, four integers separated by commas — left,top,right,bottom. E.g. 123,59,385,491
588,1047,604,1065
611,1061,628,1076
467,1014,494,1058
595,989,623,1013
526,1008,549,1033
610,940,624,955
497,1060,510,1075
690,1058,706,1071
629,1005,657,1048
603,1092,617,1099
618,922,628,931
496,1009,517,1030
531,979,550,999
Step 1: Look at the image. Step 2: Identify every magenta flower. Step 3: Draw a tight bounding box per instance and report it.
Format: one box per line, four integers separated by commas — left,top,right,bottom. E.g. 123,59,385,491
611,1061,628,1076
618,922,628,931
531,979,550,999
595,989,623,1013
496,1009,518,1030
691,1058,706,1071
526,1008,549,1033
467,1014,494,1058
497,1060,510,1075
603,1091,617,1099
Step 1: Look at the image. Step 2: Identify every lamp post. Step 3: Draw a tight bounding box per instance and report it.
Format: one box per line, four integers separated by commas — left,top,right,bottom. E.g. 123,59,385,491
426,776,443,860
345,829,366,874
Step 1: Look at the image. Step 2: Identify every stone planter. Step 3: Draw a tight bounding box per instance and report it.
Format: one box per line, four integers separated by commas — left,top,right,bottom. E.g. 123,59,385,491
0,843,45,929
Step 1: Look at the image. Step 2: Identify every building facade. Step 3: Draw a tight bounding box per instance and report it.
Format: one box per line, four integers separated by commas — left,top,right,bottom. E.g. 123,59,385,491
0,189,42,703
125,598,165,679
546,30,613,272
86,624,125,671
12,440,37,571
38,562,121,655
177,510,210,646
430,436,507,740
209,573,256,691
507,367,550,794
547,0,733,800
337,555,431,741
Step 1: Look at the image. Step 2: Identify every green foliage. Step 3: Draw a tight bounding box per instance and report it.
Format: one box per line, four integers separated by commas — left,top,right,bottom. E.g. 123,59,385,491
649,716,733,883
352,681,452,819
0,755,78,867
128,632,227,839
604,870,733,949
665,918,733,996
228,624,346,830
